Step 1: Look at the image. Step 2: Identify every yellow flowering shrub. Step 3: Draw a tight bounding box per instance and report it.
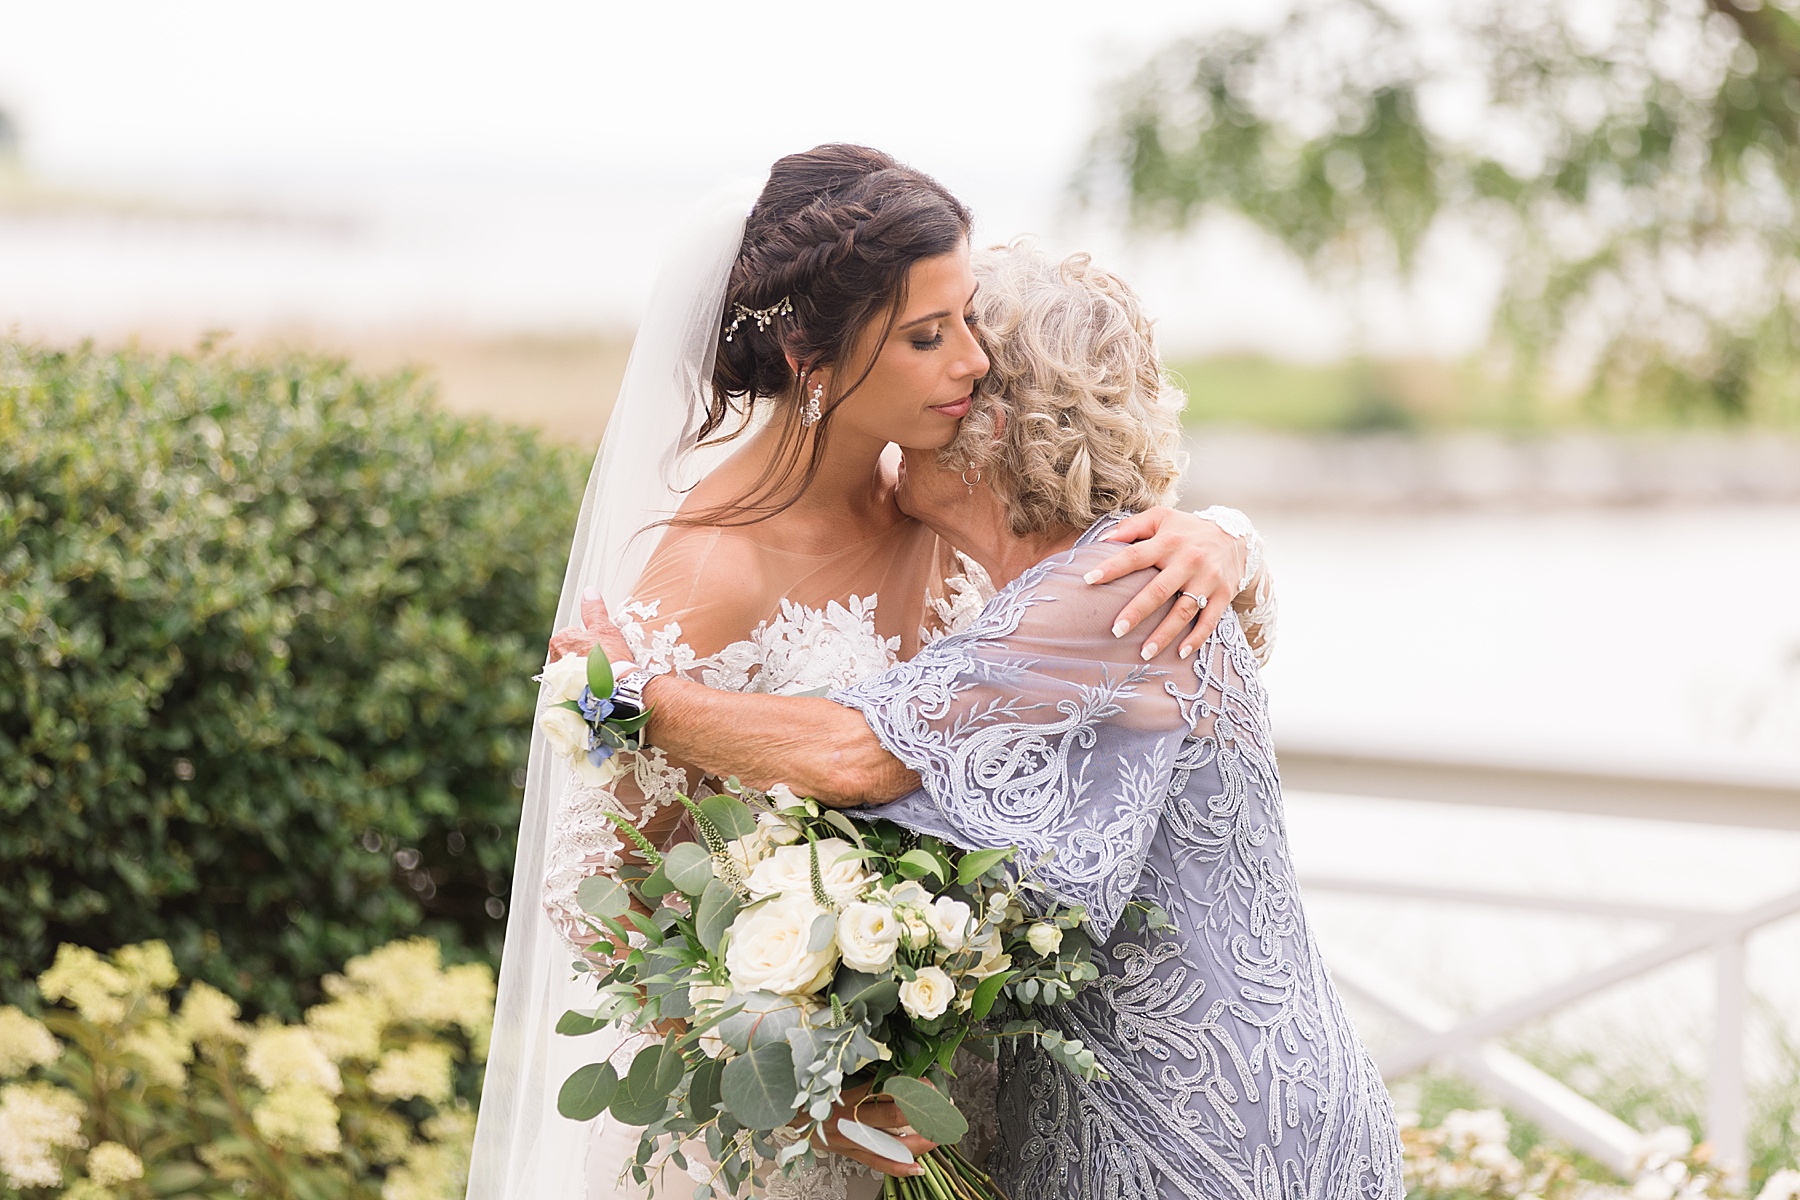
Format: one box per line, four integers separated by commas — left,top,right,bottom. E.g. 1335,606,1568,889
0,938,490,1200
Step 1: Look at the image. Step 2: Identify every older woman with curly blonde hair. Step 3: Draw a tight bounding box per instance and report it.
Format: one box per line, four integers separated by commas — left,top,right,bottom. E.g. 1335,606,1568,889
571,241,1399,1200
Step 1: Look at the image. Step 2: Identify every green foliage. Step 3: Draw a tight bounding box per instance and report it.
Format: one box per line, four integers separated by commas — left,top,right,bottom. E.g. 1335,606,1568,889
0,340,586,1016
1088,0,1800,424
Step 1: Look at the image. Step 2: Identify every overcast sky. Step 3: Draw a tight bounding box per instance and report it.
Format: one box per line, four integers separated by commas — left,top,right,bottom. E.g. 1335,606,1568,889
0,1,1495,355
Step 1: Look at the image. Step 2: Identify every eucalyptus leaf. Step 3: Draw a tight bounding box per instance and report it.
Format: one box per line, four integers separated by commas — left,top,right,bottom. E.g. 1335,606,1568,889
662,841,715,896
685,1057,725,1121
835,1118,916,1164
807,911,837,953
640,866,676,900
829,970,900,1021
718,990,812,1053
882,1076,969,1145
557,1062,619,1121
720,1043,799,1130
576,874,631,920
696,879,742,953
698,793,758,840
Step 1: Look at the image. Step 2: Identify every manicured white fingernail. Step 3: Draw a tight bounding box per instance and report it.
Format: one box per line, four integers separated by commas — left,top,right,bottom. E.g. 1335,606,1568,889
1112,620,1128,638
1084,570,1103,585
1141,642,1158,661
1180,644,1193,659
583,585,601,601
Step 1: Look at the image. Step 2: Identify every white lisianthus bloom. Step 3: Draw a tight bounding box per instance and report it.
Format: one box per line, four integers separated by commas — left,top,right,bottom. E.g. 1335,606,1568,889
724,894,838,996
757,809,804,846
898,967,954,1021
887,882,935,948
537,655,591,705
965,923,1012,980
537,706,590,763
927,898,972,954
1026,923,1063,956
745,840,872,906
765,783,804,809
836,903,902,973
724,828,775,875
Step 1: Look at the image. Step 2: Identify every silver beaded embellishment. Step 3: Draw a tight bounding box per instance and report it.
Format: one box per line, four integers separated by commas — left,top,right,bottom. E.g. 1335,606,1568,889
723,296,794,342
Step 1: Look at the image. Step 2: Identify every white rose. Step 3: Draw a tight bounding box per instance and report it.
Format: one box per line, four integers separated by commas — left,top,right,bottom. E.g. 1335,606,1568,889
570,752,624,788
898,966,954,1021
835,903,901,973
1026,923,1063,956
927,898,972,954
724,894,838,996
538,655,592,705
537,706,591,762
745,840,872,906
757,810,804,846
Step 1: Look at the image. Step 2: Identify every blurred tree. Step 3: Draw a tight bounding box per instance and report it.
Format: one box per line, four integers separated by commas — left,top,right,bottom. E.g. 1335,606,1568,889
1086,0,1800,422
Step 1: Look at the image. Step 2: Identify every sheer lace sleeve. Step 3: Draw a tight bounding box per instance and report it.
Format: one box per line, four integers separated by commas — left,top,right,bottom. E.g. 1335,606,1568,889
831,521,1256,940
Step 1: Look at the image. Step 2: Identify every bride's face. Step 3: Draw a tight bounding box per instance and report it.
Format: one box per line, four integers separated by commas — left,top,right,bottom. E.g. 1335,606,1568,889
820,244,989,451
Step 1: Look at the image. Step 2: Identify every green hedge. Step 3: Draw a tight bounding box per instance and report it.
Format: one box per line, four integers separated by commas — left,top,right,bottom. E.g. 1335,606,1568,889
0,341,587,1016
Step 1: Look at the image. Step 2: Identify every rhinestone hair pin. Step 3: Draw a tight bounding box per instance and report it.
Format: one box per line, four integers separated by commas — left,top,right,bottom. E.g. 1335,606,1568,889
723,296,793,342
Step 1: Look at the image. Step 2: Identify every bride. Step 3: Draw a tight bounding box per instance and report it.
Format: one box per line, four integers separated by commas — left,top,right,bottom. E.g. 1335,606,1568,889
468,145,1277,1200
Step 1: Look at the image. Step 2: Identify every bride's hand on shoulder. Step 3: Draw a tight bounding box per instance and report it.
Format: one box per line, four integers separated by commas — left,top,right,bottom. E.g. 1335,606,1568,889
1087,506,1250,661
547,587,637,670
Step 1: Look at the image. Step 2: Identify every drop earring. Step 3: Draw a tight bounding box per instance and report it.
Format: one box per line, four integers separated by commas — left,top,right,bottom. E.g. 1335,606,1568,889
962,466,982,495
802,381,823,427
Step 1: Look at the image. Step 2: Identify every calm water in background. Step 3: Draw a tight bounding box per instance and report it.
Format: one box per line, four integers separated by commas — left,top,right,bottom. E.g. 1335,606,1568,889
1248,504,1800,1079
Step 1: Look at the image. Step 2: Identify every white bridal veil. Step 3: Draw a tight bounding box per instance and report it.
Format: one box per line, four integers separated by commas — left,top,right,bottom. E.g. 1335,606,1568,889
467,177,763,1200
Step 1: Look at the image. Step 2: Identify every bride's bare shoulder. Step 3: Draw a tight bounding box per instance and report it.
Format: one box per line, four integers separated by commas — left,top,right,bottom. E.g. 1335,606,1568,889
629,521,778,656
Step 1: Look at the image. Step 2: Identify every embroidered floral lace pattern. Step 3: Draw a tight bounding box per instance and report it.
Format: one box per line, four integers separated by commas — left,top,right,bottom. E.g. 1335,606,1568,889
832,517,1403,1200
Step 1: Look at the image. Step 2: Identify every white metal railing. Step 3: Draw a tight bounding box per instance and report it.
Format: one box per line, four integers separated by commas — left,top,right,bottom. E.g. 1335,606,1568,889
1282,739,1800,1182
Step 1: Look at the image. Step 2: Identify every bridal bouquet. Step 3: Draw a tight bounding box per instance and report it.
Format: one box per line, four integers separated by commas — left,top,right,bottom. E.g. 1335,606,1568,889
553,782,1105,1200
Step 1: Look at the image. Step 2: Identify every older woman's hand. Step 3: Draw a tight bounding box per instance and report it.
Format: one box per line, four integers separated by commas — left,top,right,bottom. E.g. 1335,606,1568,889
1086,506,1249,660
547,587,637,672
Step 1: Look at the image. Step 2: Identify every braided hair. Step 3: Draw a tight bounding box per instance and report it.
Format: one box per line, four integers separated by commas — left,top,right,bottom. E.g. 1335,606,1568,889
683,144,972,527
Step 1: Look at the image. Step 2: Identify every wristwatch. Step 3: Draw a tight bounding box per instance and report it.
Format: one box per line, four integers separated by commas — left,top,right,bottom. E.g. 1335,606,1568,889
609,662,669,719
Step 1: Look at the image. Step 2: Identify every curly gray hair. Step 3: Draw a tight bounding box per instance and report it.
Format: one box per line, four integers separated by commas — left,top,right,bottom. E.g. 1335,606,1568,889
947,240,1188,536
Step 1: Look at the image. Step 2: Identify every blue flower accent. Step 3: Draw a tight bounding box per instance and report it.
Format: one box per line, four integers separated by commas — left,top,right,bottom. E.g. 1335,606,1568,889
587,743,615,765
577,686,616,724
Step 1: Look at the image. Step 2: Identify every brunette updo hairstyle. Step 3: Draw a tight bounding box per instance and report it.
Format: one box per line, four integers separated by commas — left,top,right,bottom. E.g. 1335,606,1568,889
690,143,972,525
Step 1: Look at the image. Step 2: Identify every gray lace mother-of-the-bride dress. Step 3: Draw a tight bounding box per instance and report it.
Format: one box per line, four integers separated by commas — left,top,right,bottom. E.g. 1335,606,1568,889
832,515,1404,1200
